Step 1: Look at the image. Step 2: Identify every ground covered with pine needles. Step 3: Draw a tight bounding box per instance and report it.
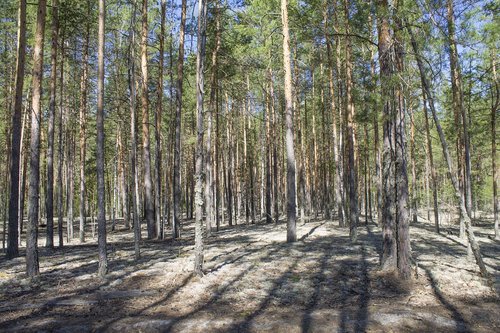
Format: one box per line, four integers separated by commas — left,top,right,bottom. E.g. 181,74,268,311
0,216,499,332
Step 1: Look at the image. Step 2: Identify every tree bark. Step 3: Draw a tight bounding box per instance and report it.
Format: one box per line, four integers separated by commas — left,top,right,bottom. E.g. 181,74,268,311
206,2,220,235
173,0,187,239
155,0,166,239
7,0,27,259
96,0,107,278
281,0,297,243
79,14,89,243
407,22,490,279
344,0,359,242
129,3,140,260
447,0,472,221
26,0,47,277
141,0,155,239
45,0,58,249
491,55,499,239
324,1,345,227
194,0,208,276
377,0,410,279
57,36,65,247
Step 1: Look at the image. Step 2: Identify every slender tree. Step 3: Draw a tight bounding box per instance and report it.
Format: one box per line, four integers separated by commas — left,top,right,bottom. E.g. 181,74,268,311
194,0,208,276
45,0,59,249
407,22,490,279
79,7,90,243
7,0,27,259
281,0,297,243
173,0,187,239
155,0,166,239
26,0,48,277
96,0,107,277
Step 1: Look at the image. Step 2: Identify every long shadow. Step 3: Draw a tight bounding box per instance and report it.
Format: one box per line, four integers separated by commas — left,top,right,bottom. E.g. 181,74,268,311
421,265,471,333
301,242,331,332
103,244,290,332
228,245,298,332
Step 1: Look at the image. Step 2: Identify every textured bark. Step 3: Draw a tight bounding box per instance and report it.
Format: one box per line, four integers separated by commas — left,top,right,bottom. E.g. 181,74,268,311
129,3,140,260
26,0,47,277
194,0,208,276
324,1,345,227
281,0,297,243
407,22,490,279
79,16,89,243
45,0,58,249
492,56,499,239
57,38,64,247
447,0,472,220
376,0,410,279
409,107,418,224
173,0,187,239
344,0,358,242
265,69,272,224
155,0,166,239
96,0,107,278
7,0,27,259
206,3,220,235
141,0,155,239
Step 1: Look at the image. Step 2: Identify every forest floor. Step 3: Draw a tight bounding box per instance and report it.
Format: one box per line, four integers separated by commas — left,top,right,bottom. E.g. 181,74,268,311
0,214,499,333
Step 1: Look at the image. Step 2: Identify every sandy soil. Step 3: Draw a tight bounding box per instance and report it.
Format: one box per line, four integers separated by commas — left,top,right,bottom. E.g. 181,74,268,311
0,215,498,332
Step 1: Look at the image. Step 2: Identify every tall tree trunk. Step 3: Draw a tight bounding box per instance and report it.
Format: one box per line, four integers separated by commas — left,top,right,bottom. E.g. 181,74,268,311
281,0,297,243
194,0,208,276
155,0,166,239
7,0,27,259
447,0,472,221
424,90,439,232
492,55,499,240
129,3,140,260
45,0,58,249
26,0,47,277
344,0,358,241
141,0,155,239
206,2,220,235
407,22,490,279
57,36,65,247
377,0,410,279
96,0,107,278
79,16,89,243
409,106,418,224
173,0,187,239
324,1,345,226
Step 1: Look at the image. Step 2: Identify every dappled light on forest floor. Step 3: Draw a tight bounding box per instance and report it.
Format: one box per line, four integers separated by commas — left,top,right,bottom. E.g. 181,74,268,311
0,218,498,332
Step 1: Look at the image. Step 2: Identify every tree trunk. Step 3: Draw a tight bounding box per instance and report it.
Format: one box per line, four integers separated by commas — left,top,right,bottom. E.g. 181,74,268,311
194,0,208,276
155,0,166,239
447,0,472,220
206,2,220,236
377,0,410,279
141,0,155,239
344,0,358,242
281,0,297,243
324,1,345,227
79,15,89,243
45,0,58,249
492,55,499,239
96,0,107,278
7,0,27,259
407,22,490,279
173,0,187,239
57,36,65,247
26,0,47,277
129,3,140,260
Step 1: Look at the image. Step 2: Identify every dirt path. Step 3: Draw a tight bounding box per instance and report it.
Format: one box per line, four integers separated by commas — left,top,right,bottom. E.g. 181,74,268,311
0,217,498,332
